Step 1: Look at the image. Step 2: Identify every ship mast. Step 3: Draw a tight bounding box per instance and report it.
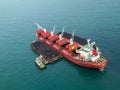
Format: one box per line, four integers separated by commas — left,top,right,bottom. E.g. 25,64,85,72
35,22,47,33
70,30,74,45
35,22,43,30
43,28,47,33
87,39,91,47
51,25,55,36
59,27,64,40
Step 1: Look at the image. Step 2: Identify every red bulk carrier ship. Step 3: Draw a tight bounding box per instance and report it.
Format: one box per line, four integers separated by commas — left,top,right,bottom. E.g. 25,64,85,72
33,23,107,70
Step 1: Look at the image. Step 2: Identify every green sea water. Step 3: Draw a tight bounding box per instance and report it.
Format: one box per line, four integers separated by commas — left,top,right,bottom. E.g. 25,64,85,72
0,0,120,90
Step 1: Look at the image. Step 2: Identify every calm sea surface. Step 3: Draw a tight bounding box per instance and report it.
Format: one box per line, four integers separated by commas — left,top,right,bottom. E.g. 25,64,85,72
0,0,120,90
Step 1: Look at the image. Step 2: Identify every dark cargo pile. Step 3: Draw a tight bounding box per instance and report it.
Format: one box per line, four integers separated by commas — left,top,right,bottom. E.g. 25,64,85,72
58,32,88,45
59,32,96,48
31,41,62,61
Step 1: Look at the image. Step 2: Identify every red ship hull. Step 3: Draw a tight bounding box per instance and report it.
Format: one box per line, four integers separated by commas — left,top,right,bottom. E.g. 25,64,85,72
39,37,107,70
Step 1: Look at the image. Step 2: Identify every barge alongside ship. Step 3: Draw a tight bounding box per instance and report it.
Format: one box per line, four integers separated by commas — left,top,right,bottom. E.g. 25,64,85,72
31,23,107,70
31,40,63,68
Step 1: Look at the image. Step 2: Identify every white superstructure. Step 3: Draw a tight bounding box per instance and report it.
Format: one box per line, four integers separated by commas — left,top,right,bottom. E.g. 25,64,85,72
76,39,101,62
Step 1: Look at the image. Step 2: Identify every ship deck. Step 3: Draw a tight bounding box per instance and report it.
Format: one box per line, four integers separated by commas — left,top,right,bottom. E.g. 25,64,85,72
58,32,87,45
31,41,63,63
60,32,96,48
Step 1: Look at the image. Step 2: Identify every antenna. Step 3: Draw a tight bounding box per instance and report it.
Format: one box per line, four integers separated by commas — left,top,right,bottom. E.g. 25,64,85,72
34,22,43,30
96,47,101,54
91,42,95,47
87,38,91,46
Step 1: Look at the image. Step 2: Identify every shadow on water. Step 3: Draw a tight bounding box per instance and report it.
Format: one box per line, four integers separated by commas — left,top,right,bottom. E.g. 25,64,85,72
34,63,47,71
63,58,107,79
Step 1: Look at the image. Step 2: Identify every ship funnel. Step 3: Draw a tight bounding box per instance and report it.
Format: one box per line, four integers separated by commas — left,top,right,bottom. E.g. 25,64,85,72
35,22,43,30
51,25,55,36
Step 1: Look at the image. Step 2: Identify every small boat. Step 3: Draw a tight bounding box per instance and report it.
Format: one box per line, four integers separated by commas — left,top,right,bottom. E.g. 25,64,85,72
35,57,46,69
38,55,49,65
